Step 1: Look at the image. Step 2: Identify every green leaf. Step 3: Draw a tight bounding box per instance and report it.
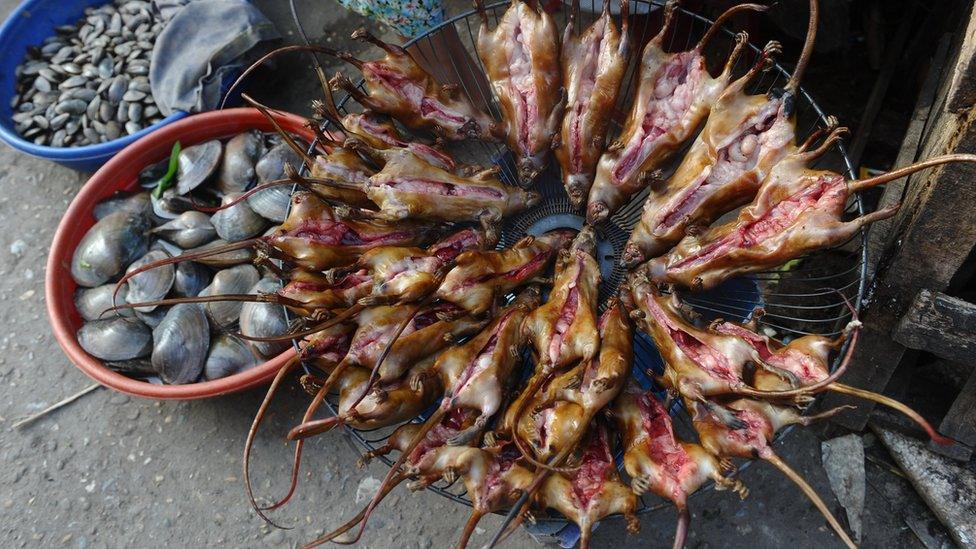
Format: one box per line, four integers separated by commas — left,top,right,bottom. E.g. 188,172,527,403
151,141,182,199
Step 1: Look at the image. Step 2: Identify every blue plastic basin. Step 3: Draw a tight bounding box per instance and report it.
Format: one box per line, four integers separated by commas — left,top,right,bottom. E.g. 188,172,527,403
0,0,189,172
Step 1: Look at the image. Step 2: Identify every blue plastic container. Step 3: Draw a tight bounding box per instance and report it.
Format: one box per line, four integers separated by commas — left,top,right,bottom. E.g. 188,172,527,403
0,0,188,172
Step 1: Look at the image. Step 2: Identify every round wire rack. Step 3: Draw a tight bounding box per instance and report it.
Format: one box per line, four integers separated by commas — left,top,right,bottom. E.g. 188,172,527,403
287,0,867,522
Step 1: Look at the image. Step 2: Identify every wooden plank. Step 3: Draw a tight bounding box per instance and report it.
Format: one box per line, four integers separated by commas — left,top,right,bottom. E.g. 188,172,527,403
937,369,976,449
873,426,976,548
824,3,976,430
892,290,976,364
866,34,953,278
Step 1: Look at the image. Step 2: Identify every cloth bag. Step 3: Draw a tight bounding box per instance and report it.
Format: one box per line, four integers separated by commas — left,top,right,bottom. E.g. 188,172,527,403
150,0,280,115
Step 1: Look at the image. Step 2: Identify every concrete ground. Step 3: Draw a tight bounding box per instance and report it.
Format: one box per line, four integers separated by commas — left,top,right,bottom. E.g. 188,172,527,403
0,0,954,547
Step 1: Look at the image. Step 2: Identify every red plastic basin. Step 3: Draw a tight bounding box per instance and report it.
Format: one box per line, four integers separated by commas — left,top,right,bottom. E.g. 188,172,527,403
46,108,313,399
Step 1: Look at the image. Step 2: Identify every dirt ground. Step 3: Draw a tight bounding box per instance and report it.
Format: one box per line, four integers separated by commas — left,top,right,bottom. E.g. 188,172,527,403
0,0,953,547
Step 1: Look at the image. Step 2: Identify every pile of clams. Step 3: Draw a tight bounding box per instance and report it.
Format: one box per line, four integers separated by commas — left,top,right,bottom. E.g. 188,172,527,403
71,131,302,384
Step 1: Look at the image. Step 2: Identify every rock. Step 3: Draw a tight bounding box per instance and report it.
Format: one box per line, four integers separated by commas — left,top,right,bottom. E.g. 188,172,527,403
821,434,865,542
356,476,382,504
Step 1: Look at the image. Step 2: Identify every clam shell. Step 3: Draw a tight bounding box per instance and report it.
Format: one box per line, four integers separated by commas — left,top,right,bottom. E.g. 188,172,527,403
124,250,175,312
173,261,212,298
151,210,216,248
248,143,300,222
240,278,290,358
136,307,168,328
176,140,222,194
217,130,263,193
77,317,152,361
204,334,259,380
199,264,260,326
71,212,150,287
75,284,133,321
211,192,267,242
93,191,151,220
151,303,210,384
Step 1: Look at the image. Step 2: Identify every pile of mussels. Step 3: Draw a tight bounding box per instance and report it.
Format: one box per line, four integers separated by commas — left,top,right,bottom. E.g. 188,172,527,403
11,0,166,146
70,131,301,383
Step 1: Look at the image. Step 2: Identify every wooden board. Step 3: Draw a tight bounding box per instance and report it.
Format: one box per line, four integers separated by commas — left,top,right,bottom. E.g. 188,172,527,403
824,2,976,430
893,290,976,364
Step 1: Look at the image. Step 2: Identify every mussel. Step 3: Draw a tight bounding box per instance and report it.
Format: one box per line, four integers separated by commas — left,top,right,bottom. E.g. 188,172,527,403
75,284,133,321
77,317,153,361
248,143,301,222
93,192,151,220
71,212,151,287
239,278,290,358
199,264,261,326
204,334,259,380
210,193,267,242
124,250,175,312
173,261,212,298
176,140,223,194
217,130,263,193
151,211,217,248
151,303,210,384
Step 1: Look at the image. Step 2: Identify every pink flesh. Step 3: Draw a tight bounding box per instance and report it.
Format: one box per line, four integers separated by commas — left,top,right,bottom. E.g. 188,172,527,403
643,295,739,384
452,304,520,396
384,178,505,200
723,407,771,458
303,333,351,361
547,276,581,365
613,52,702,183
636,394,695,502
385,256,443,284
459,251,550,289
712,322,828,385
569,428,612,508
368,63,469,131
453,332,502,397
507,21,538,155
568,18,609,173
671,176,847,271
657,108,780,231
429,229,481,262
289,220,414,247
481,456,515,506
409,409,469,463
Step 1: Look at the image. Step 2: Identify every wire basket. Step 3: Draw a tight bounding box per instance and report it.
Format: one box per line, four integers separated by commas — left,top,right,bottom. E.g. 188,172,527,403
291,0,866,522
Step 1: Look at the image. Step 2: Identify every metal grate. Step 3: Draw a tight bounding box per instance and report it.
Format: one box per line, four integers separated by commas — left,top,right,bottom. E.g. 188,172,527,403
282,0,868,521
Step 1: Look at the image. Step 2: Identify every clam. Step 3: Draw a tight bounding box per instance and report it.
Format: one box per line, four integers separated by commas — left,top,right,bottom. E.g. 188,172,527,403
199,264,260,326
176,140,222,194
150,188,186,220
150,211,216,248
210,192,267,242
217,130,263,193
93,192,151,220
185,239,255,267
173,261,212,297
124,250,175,312
247,143,301,222
75,284,133,321
151,303,210,384
71,212,150,287
240,278,290,358
77,317,152,361
136,307,168,328
105,358,157,377
204,334,259,380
